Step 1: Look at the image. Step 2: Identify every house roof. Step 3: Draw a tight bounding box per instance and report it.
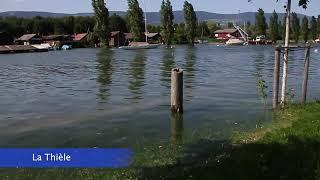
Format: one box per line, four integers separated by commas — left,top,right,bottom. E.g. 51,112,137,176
16,34,37,41
124,33,133,39
74,33,88,41
214,29,238,34
43,35,69,40
145,32,160,38
111,31,120,37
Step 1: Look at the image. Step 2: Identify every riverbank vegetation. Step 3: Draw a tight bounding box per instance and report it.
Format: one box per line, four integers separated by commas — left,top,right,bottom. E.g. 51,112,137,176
1,102,320,179
1,1,319,46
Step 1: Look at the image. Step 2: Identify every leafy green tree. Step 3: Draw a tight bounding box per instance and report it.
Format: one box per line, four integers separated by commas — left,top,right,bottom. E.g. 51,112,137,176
291,12,300,43
310,16,317,40
63,16,75,35
183,1,197,44
207,21,220,34
92,0,110,47
255,8,267,36
127,0,145,41
174,23,187,44
109,14,128,32
160,0,175,45
269,10,279,43
74,16,95,33
301,16,309,42
197,21,210,38
317,15,320,37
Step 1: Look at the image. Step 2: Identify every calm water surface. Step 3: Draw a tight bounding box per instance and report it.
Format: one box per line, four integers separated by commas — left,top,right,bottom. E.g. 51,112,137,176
0,45,319,148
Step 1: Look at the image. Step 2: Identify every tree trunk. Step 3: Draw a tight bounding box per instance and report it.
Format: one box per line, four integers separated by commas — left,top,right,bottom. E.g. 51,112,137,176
281,0,291,108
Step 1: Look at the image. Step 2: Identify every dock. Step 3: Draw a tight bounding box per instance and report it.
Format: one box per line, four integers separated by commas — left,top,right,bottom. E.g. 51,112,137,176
0,45,48,54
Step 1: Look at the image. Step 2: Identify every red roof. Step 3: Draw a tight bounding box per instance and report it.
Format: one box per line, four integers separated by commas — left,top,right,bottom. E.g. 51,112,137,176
74,33,88,41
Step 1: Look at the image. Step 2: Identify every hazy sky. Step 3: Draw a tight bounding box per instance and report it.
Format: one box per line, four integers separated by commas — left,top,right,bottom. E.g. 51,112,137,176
1,0,320,16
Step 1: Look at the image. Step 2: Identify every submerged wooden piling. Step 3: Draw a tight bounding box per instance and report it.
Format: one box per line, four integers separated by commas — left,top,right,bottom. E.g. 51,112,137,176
273,46,281,111
171,68,183,113
301,46,311,104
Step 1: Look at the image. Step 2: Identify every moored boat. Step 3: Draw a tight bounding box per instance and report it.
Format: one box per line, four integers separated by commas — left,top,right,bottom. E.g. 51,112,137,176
119,43,159,50
226,38,246,46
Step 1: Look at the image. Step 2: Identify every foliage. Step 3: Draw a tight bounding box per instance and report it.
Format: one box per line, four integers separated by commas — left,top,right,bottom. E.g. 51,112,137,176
207,21,220,34
109,14,128,33
269,10,279,43
183,1,197,44
311,16,318,41
291,12,300,43
147,24,161,33
197,21,211,38
127,0,145,42
255,8,267,36
173,23,188,44
92,0,109,47
301,16,309,42
317,15,320,37
160,0,175,45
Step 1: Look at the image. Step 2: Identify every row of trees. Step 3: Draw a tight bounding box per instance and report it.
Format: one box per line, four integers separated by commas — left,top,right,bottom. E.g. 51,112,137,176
254,8,320,42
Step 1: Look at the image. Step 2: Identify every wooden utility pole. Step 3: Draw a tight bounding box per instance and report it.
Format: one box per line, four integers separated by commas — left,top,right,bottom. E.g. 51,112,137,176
171,68,183,113
273,46,281,110
301,46,311,104
281,0,292,108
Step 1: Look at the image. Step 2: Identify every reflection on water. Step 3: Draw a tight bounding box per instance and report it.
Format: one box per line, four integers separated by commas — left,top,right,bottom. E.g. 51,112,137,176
96,49,114,103
128,51,146,102
0,45,319,148
184,46,197,100
170,113,184,144
160,48,176,91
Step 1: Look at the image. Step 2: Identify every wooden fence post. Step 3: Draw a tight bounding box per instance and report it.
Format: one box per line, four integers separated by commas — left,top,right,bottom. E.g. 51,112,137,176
171,68,183,113
301,46,311,104
273,46,281,111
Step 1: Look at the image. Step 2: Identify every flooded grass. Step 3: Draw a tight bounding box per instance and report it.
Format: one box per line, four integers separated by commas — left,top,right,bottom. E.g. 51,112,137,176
1,102,320,179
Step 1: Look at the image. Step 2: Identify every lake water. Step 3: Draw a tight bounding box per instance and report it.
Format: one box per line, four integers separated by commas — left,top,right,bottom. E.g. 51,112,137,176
0,45,319,148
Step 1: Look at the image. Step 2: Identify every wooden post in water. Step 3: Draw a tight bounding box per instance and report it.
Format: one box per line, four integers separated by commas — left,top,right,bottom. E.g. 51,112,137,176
301,46,311,104
171,68,183,113
273,46,281,111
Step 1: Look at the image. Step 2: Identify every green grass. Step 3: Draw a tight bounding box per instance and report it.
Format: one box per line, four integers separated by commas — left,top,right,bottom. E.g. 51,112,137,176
1,103,320,179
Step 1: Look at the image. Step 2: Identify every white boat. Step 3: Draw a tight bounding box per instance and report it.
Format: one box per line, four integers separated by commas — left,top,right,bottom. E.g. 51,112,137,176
226,38,246,46
119,43,159,50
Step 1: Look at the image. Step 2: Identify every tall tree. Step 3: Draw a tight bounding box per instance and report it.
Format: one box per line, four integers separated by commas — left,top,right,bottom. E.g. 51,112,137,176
109,14,128,32
269,10,279,43
317,15,320,37
255,8,267,36
127,0,145,42
301,16,309,42
183,1,197,44
160,0,175,45
92,0,109,47
310,16,317,40
291,12,300,43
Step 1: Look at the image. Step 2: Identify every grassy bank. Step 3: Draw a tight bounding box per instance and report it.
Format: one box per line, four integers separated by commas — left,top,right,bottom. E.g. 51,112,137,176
121,102,320,179
1,103,320,180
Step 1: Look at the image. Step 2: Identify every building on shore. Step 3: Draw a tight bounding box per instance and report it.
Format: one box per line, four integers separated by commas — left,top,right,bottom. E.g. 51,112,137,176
73,33,89,43
43,35,72,47
124,33,133,45
0,32,14,45
212,29,241,40
110,31,126,47
145,32,161,44
15,34,43,45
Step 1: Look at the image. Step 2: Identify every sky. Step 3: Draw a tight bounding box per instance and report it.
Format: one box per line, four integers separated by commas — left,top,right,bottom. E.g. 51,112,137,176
1,0,320,16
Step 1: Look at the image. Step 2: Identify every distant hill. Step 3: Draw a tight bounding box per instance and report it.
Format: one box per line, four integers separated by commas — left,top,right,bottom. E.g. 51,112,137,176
0,11,311,25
